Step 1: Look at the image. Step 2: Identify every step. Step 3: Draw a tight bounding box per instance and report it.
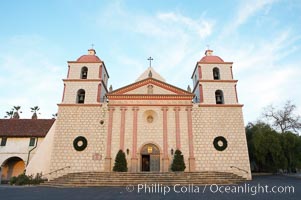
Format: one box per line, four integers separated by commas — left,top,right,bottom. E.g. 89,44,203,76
42,171,246,187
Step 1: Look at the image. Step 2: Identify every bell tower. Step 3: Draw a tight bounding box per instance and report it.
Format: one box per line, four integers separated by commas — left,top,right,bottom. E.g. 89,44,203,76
61,49,109,104
190,49,251,180
191,49,238,105
49,49,110,177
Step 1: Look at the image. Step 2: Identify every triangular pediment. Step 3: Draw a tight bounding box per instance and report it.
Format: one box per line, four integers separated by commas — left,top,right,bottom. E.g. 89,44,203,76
136,67,166,82
108,78,192,96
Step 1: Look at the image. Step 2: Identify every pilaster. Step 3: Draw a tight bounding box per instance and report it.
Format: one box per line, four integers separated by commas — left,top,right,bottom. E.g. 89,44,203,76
119,107,127,151
174,107,181,150
105,107,115,172
186,106,195,172
162,106,169,172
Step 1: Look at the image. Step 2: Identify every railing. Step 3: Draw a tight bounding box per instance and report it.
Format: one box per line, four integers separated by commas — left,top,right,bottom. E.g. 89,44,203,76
230,166,249,174
42,166,71,177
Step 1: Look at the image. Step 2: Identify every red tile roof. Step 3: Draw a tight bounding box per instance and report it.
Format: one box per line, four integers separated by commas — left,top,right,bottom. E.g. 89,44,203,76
199,55,224,63
76,55,102,62
0,119,55,137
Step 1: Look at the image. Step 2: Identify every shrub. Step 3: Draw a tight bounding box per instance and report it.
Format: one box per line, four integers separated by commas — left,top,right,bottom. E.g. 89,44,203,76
15,173,31,185
171,149,186,172
113,150,128,172
9,173,45,185
31,173,45,185
9,176,17,185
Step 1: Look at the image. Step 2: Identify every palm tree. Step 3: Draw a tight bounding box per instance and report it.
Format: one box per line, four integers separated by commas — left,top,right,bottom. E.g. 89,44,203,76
31,106,40,119
52,113,57,119
12,106,21,119
4,110,14,119
13,106,21,112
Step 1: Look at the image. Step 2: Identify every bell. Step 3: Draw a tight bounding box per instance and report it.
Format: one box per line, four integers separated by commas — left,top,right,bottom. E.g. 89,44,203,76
214,72,219,79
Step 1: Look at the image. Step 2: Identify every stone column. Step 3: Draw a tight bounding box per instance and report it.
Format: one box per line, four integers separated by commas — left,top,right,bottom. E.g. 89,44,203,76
105,107,115,172
174,107,181,150
119,107,127,151
186,107,195,172
131,107,139,172
162,107,169,172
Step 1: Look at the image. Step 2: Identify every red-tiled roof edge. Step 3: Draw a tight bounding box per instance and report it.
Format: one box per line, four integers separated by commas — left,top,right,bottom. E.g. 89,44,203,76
0,119,55,137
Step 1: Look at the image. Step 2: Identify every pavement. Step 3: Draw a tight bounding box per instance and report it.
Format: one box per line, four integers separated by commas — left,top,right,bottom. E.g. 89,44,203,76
0,175,300,200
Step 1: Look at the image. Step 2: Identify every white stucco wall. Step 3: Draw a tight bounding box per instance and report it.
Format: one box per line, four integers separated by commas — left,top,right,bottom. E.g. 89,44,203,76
25,121,56,177
0,137,44,166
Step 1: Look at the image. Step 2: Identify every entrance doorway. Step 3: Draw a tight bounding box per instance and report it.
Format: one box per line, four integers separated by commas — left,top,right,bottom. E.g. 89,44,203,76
142,155,150,171
141,144,160,172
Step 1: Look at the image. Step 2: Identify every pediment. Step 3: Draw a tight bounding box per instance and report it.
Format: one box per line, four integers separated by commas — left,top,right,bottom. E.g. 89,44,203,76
108,78,192,95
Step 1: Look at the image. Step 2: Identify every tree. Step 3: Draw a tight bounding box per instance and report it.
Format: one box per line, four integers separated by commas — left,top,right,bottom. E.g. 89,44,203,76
171,149,186,172
52,113,58,119
13,106,21,112
280,132,301,173
246,122,286,172
263,101,301,133
30,106,40,119
4,110,14,119
246,121,301,173
12,106,21,119
113,150,128,172
4,106,21,119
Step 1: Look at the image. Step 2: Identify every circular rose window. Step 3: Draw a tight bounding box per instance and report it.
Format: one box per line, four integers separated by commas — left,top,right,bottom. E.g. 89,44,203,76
147,115,154,123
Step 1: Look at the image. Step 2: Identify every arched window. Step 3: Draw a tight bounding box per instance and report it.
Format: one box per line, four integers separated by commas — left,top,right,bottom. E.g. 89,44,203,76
213,67,220,80
215,90,224,104
77,89,85,104
147,85,153,94
81,67,88,79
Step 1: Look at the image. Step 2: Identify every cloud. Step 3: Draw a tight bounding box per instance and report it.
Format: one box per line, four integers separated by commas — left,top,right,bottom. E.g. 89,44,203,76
236,0,277,26
93,1,301,125
156,12,213,39
221,0,278,37
2,1,298,125
231,30,301,122
0,35,65,119
94,3,214,89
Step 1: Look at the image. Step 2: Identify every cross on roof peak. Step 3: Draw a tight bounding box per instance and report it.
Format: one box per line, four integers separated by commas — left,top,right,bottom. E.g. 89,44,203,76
147,56,153,67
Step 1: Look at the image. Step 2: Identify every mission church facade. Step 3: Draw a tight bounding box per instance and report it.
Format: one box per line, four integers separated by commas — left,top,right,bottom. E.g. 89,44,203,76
25,49,251,180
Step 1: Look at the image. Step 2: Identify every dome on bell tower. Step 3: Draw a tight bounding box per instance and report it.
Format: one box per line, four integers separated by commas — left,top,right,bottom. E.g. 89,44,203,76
199,49,224,63
76,49,102,62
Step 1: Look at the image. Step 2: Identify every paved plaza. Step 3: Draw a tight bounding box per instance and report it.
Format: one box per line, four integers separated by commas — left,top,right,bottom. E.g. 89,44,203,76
0,175,300,200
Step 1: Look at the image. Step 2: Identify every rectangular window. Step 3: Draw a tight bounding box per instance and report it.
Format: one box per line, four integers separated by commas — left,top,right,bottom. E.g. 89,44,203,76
29,137,36,147
0,137,7,146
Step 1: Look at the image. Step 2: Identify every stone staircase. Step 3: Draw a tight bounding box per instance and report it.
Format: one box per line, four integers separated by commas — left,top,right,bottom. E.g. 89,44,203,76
42,171,246,187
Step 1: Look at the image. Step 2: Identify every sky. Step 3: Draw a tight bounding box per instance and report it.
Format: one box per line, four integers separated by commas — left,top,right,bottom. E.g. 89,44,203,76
0,0,300,124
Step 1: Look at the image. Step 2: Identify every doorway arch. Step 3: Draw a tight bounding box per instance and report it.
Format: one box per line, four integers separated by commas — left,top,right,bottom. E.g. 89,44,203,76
140,143,160,172
1,157,25,181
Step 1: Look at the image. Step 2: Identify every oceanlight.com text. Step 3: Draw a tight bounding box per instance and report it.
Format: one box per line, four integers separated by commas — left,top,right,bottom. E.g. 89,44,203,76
125,183,295,196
